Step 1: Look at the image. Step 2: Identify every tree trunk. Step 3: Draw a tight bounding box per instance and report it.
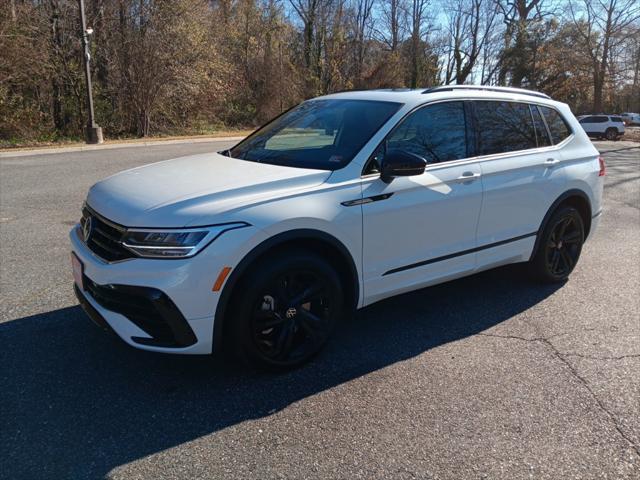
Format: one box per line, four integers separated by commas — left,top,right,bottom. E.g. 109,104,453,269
49,0,65,132
138,110,150,137
411,32,419,88
592,72,603,113
390,0,398,51
303,16,314,69
592,4,613,113
511,19,527,87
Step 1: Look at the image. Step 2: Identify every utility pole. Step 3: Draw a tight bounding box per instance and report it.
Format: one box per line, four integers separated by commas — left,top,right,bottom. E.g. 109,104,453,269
78,0,103,144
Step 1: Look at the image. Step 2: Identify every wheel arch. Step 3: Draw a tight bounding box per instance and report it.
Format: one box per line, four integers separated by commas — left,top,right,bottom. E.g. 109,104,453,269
529,189,593,261
212,229,360,352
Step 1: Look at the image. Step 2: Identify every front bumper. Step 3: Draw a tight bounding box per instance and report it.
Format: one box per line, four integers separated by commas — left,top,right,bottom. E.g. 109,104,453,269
80,277,197,347
70,223,265,354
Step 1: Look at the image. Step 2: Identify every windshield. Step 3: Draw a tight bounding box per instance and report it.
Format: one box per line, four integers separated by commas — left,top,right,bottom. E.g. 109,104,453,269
228,99,402,170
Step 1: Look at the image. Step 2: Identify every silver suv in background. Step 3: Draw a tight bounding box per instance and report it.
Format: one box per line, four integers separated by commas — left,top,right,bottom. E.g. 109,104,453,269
578,115,625,140
620,113,640,126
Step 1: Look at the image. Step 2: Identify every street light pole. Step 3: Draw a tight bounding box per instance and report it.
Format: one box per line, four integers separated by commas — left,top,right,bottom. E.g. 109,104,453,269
78,0,103,144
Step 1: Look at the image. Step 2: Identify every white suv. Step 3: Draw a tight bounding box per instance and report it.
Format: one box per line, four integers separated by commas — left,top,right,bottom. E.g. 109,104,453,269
620,112,640,126
578,114,625,140
70,86,604,369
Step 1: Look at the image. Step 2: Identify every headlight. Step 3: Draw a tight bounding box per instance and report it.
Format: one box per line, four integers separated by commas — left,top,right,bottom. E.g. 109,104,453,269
121,223,249,259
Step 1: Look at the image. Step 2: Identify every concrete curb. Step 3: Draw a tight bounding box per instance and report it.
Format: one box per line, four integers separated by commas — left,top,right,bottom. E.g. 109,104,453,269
0,136,245,158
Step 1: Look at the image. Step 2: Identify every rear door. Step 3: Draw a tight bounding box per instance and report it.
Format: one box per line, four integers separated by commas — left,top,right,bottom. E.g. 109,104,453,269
473,101,570,270
360,100,483,305
610,116,625,133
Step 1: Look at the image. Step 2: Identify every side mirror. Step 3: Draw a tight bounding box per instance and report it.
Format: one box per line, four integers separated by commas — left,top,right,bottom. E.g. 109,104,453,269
380,149,427,183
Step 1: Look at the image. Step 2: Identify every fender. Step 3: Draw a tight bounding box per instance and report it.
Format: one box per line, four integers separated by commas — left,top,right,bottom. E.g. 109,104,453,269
212,229,359,352
529,189,592,261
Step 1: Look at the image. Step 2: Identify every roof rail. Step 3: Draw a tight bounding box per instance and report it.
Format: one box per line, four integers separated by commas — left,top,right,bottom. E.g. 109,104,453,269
422,85,551,100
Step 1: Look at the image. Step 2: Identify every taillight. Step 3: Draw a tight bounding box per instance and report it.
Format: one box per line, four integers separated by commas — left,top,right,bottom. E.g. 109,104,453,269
598,156,606,176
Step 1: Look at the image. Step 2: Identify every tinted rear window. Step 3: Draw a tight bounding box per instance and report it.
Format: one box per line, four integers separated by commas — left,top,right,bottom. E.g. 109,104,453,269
580,116,608,123
474,101,537,155
611,117,623,123
540,107,572,144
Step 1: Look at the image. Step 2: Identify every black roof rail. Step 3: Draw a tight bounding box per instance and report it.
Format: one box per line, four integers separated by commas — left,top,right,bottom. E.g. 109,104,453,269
422,85,551,100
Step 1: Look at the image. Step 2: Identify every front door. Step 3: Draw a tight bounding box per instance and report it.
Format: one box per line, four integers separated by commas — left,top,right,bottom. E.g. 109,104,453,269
360,100,483,305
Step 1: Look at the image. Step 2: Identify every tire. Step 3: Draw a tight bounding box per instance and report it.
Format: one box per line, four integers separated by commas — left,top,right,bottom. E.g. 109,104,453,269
605,128,618,141
529,206,585,283
228,250,343,370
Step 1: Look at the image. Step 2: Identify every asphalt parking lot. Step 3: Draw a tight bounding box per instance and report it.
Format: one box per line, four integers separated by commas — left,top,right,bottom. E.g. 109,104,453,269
1,140,638,479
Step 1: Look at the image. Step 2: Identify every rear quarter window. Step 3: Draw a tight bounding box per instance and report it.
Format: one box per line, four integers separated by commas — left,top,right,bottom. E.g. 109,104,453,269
610,117,623,123
539,106,572,144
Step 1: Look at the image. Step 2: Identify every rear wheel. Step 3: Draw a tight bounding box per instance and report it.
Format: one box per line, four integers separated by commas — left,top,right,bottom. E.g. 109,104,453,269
229,250,343,370
605,128,618,140
530,206,585,283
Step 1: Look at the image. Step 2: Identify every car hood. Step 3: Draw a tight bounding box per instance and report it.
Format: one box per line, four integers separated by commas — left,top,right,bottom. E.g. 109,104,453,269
86,152,331,227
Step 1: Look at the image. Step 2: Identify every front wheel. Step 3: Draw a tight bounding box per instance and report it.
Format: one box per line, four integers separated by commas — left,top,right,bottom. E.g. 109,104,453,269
529,206,585,283
229,250,343,370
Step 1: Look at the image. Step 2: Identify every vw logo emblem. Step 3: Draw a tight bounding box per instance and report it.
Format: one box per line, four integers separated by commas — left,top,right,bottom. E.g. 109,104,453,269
285,307,297,319
82,216,93,242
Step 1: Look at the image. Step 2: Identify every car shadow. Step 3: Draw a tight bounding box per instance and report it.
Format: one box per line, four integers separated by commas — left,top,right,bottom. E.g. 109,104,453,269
1,265,562,479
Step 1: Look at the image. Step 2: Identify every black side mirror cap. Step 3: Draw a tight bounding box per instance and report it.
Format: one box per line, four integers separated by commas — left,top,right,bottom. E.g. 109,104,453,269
380,149,427,183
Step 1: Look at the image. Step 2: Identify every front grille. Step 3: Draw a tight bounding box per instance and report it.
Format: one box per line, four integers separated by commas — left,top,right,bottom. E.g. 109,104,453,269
81,207,133,262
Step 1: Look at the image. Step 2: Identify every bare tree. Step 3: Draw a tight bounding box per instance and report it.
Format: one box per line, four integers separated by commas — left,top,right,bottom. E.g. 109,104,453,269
408,0,430,87
496,0,549,87
289,0,329,73
568,0,640,112
350,0,376,85
443,0,499,84
376,0,407,52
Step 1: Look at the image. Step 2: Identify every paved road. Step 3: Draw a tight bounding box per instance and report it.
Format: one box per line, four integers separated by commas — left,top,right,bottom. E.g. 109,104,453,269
1,141,639,479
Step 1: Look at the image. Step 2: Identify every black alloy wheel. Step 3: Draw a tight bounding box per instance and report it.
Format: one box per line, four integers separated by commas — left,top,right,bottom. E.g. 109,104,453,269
530,206,584,283
545,215,582,277
251,269,334,363
605,128,617,141
230,251,343,369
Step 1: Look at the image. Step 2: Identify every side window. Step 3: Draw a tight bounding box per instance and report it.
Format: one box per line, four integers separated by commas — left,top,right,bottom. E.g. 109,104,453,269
474,101,537,155
611,116,623,123
530,105,552,147
385,101,468,164
540,106,572,144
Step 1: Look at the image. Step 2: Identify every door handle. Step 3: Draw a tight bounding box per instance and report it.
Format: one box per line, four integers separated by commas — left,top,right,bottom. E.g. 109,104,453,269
545,158,560,166
456,172,481,183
